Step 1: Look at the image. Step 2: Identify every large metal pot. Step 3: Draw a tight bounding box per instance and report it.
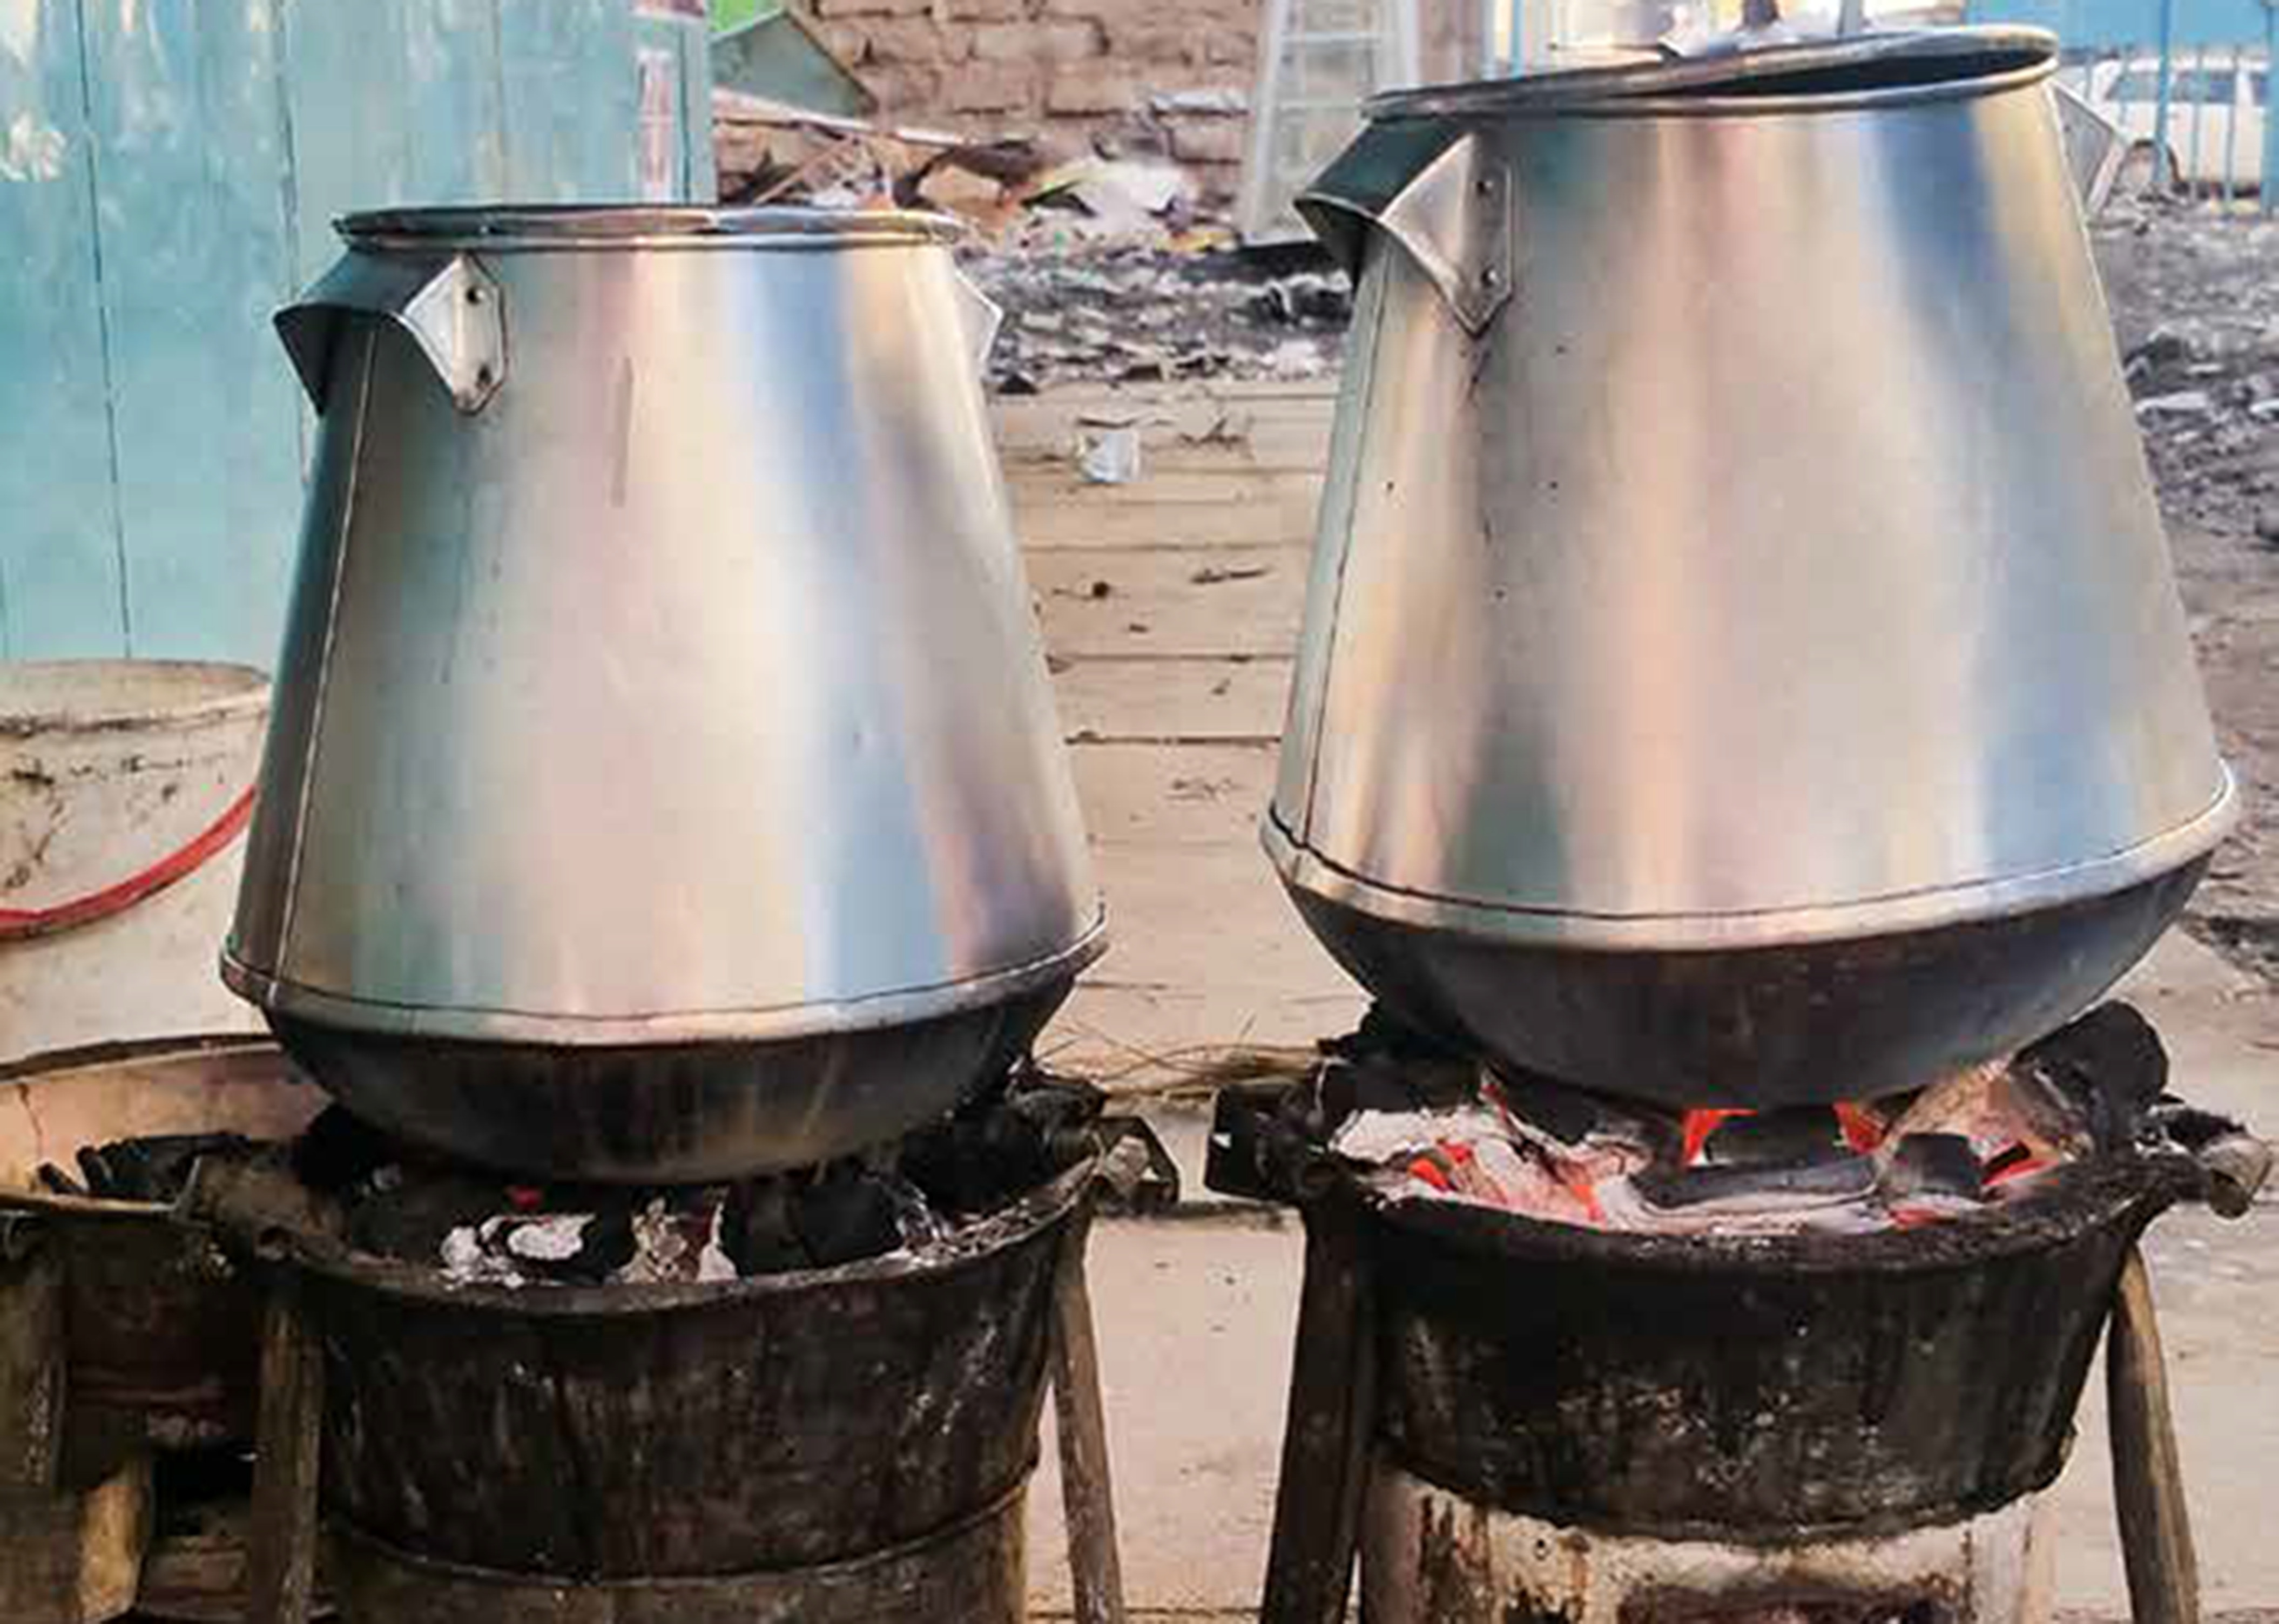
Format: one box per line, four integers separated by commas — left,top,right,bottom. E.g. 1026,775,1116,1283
228,206,1103,1179
1267,30,2234,1107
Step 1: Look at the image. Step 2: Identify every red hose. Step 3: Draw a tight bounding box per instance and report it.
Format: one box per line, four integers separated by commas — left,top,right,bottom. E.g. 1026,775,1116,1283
0,788,256,944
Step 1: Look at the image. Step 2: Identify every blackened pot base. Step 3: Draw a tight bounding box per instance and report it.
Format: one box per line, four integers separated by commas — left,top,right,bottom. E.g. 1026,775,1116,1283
267,978,1071,1183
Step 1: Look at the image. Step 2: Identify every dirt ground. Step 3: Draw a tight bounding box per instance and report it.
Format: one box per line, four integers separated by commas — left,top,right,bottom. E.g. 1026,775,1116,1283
2093,205,2279,979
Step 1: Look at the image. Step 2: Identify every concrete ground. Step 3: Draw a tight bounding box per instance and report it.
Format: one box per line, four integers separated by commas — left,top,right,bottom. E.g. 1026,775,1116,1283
993,380,2279,1620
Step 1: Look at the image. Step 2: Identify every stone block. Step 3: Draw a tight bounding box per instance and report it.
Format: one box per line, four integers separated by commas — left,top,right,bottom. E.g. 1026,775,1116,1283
974,18,1104,60
867,17,973,62
1043,59,1145,113
945,61,1040,112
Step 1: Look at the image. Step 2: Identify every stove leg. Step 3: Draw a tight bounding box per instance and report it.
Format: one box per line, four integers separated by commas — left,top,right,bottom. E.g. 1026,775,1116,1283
247,1276,325,1624
1052,1206,1129,1624
0,1215,66,1493
1262,1197,1377,1624
2108,1244,2200,1624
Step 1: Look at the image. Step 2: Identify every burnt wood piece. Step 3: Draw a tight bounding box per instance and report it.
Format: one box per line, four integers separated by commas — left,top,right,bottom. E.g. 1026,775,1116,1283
298,1166,1085,1579
327,1491,1026,1624
1366,1153,2194,1538
246,1277,325,1624
1049,1208,1129,1624
2108,1246,2201,1624
1262,1195,1378,1624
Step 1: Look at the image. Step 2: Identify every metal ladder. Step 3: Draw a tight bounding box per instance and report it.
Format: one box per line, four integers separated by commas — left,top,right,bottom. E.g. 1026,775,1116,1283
1236,0,1423,243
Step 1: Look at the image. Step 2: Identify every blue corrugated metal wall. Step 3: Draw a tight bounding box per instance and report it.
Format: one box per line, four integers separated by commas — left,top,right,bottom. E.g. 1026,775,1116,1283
0,0,712,664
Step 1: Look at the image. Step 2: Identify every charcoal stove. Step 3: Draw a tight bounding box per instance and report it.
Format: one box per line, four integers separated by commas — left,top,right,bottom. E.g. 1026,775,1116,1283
158,1054,1146,1624
1208,1004,2269,1624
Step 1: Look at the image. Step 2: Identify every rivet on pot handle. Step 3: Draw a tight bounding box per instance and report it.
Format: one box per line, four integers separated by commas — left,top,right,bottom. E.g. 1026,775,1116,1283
1297,127,1513,337
276,251,507,415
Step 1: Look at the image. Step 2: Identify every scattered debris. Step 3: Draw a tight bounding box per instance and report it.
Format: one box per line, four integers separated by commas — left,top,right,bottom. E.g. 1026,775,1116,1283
1190,564,1271,585
1080,424,1143,484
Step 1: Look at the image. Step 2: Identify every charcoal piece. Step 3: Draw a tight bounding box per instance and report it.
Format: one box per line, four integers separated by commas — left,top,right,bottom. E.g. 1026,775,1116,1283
545,1208,636,1284
1488,1068,1611,1146
76,1133,255,1203
1317,1055,1479,1129
724,1178,811,1275
347,1170,516,1264
292,1105,403,1193
1318,1004,1470,1065
1634,1150,1876,1211
1885,1133,1985,1200
793,1170,903,1267
900,1112,1055,1217
1703,1107,1845,1167
2017,1002,2167,1147
35,1163,86,1198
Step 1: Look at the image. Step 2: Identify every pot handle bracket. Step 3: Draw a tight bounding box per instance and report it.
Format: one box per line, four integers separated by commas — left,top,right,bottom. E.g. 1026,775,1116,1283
276,252,507,415
1297,127,1513,337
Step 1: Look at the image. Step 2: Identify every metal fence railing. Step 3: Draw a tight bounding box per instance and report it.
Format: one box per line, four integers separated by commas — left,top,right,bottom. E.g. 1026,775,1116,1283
2047,3,2279,213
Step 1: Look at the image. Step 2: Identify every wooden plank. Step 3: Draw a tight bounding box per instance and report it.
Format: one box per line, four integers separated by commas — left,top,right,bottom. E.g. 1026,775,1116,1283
1041,983,1360,1088
246,1278,325,1624
2109,1246,2202,1624
1008,466,1326,509
1050,1216,1129,1624
1015,491,1319,549
1068,839,1358,1003
1033,547,1307,659
1069,741,1278,848
1054,658,1291,743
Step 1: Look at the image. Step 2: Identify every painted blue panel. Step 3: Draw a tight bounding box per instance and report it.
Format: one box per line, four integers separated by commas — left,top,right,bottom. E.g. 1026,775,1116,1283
501,0,643,200
401,0,510,203
1969,0,2270,49
281,0,419,285
80,0,302,660
0,0,126,657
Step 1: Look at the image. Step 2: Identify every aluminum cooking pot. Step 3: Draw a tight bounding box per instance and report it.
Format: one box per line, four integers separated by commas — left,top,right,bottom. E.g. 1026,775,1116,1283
1268,31,2235,1107
228,206,1103,1180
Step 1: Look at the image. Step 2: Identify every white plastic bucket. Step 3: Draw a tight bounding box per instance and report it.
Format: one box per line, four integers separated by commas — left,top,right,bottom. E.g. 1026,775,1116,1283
1,662,269,1065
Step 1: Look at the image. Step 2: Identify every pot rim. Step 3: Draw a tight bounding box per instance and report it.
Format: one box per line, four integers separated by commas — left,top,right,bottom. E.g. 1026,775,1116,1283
1265,767,2235,952
0,660,269,739
220,911,1109,1046
335,205,968,253
1365,25,2057,123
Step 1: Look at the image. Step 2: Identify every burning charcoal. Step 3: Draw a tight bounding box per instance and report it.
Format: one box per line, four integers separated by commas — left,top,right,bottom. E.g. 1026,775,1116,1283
76,1133,255,1203
1633,1152,1877,1212
1884,1133,1986,1202
1702,1107,1846,1168
793,1169,904,1267
1884,1059,2092,1171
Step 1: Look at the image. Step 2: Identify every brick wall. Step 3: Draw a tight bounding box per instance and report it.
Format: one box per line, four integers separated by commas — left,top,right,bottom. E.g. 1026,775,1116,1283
801,0,1264,202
